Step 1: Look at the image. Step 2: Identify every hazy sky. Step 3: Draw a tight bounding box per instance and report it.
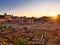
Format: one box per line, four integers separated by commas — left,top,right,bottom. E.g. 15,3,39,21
0,0,60,17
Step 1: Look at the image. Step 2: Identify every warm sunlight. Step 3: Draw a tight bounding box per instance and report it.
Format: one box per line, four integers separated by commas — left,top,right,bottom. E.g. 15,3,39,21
51,12,58,23
51,12,57,17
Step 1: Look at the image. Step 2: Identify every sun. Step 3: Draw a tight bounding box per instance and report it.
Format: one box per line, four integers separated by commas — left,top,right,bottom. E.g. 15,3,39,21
51,12,57,17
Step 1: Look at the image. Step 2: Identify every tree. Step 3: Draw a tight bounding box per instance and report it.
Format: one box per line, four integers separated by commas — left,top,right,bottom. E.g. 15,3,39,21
4,13,7,15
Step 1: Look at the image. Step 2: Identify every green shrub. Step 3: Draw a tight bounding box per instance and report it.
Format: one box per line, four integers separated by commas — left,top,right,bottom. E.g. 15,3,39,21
0,37,8,41
0,25,11,29
15,37,26,45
